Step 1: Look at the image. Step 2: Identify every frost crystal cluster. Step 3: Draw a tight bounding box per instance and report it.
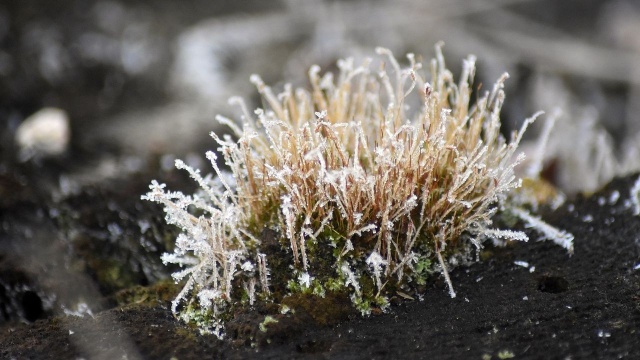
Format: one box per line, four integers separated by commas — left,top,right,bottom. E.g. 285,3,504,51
143,45,571,337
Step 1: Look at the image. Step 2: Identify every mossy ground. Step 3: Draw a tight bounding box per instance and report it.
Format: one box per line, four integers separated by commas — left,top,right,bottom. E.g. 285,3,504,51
2,175,639,359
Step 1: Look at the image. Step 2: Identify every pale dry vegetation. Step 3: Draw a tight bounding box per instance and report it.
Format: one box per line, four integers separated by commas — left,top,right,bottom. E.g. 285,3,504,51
143,45,572,337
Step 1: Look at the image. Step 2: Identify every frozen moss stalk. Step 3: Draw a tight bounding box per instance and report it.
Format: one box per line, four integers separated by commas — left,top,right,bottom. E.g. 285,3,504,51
143,45,572,338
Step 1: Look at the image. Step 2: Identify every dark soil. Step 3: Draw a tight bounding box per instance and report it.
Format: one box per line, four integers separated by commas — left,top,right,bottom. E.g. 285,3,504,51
1,175,639,359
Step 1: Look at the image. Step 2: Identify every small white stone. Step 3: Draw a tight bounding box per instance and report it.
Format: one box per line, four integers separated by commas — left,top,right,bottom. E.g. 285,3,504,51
16,107,70,159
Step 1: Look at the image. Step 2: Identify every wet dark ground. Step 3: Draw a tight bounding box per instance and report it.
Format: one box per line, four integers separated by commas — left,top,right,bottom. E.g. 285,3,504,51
1,174,639,359
1,0,640,359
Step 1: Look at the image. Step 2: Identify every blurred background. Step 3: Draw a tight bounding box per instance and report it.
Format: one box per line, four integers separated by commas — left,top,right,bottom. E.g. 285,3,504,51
2,0,640,190
1,0,640,333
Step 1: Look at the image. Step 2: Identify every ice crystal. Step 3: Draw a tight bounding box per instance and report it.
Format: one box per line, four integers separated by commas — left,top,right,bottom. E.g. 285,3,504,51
366,251,388,290
630,175,640,216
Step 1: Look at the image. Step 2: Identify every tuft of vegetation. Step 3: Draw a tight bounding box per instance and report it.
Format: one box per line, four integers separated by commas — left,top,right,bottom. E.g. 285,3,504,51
143,44,572,338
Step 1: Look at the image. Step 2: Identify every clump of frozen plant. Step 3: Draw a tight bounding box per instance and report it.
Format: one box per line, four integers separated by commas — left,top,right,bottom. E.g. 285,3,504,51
143,44,572,338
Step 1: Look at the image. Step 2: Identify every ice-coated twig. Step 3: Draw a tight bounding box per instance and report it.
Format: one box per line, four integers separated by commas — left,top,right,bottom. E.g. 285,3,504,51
511,207,574,254
436,250,456,299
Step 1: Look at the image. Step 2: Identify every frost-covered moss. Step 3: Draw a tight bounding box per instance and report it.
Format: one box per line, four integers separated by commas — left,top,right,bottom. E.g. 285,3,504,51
143,44,572,337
